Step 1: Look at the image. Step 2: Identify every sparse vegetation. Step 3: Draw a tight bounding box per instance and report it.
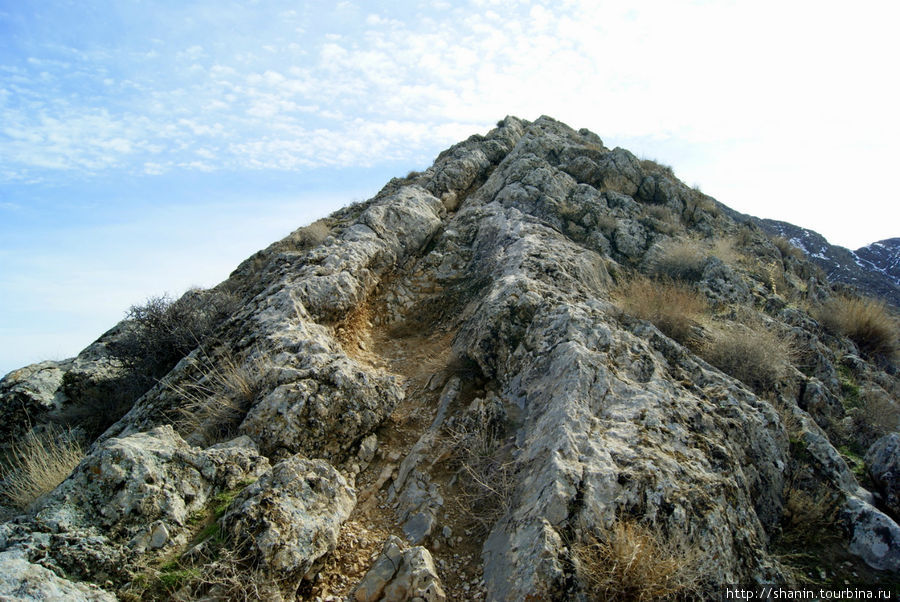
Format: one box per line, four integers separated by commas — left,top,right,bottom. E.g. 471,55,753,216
639,158,675,179
285,218,332,251
573,520,700,601
0,425,83,510
700,320,794,394
774,483,842,583
171,350,269,445
682,190,720,224
639,205,680,235
815,295,899,363
772,236,805,261
122,478,260,601
445,400,515,534
648,238,707,282
113,288,240,390
616,276,707,344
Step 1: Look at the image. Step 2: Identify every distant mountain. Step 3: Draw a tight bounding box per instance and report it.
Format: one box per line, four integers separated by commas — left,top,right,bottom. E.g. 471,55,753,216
855,238,900,288
736,217,900,308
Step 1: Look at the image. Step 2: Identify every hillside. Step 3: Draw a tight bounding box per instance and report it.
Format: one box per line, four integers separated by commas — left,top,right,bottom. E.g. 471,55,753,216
1,116,898,601
741,218,900,308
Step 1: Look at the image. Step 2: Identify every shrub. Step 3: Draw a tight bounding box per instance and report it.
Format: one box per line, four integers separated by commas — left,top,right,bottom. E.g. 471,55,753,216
700,320,794,394
113,288,240,387
0,425,83,509
682,191,720,224
573,520,699,601
616,276,707,344
640,206,680,235
647,239,708,282
639,158,675,179
815,295,898,362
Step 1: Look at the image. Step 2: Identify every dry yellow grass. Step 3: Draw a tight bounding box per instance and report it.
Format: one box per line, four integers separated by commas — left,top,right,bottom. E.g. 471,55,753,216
699,320,794,394
649,239,707,282
0,425,83,510
172,350,269,444
573,520,700,601
616,276,707,344
815,295,898,362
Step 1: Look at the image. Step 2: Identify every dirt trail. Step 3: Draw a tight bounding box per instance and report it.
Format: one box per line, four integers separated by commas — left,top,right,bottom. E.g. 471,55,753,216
309,302,489,601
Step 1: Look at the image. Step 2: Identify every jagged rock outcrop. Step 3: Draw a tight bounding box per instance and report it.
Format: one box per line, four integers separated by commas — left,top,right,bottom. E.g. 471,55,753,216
1,115,898,599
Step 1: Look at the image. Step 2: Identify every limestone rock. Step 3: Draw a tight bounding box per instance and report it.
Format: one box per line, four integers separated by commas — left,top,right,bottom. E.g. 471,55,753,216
866,433,900,516
0,548,116,601
221,455,355,591
34,426,269,541
352,536,446,602
841,496,900,571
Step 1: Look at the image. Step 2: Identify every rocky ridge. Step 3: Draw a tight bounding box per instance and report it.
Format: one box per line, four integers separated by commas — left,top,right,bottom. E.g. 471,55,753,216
0,116,898,600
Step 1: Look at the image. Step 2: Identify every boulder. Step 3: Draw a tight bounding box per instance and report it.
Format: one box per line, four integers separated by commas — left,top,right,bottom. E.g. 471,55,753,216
352,535,446,602
221,455,355,591
866,433,900,516
34,426,269,544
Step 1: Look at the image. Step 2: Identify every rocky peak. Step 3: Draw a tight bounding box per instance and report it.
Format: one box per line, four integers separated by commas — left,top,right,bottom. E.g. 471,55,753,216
1,116,898,600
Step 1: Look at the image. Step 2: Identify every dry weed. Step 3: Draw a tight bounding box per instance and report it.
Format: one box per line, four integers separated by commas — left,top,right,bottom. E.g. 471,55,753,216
815,295,898,362
0,425,83,510
444,401,516,534
286,219,331,251
616,276,707,344
648,239,707,282
573,520,700,601
171,350,269,445
700,319,794,394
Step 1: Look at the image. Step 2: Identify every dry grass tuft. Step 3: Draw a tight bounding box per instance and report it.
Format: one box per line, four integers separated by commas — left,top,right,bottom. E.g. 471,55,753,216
444,401,516,534
573,520,700,601
649,239,707,282
772,236,805,261
815,295,899,362
616,276,707,344
0,425,84,510
286,219,331,251
700,320,794,394
640,206,680,235
171,350,269,445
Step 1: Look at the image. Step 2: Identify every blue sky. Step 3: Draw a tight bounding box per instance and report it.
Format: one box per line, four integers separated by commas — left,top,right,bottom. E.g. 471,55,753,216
2,0,899,375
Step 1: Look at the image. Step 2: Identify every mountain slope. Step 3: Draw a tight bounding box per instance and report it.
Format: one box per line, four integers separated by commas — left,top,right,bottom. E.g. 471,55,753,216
1,116,898,600
735,218,900,308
